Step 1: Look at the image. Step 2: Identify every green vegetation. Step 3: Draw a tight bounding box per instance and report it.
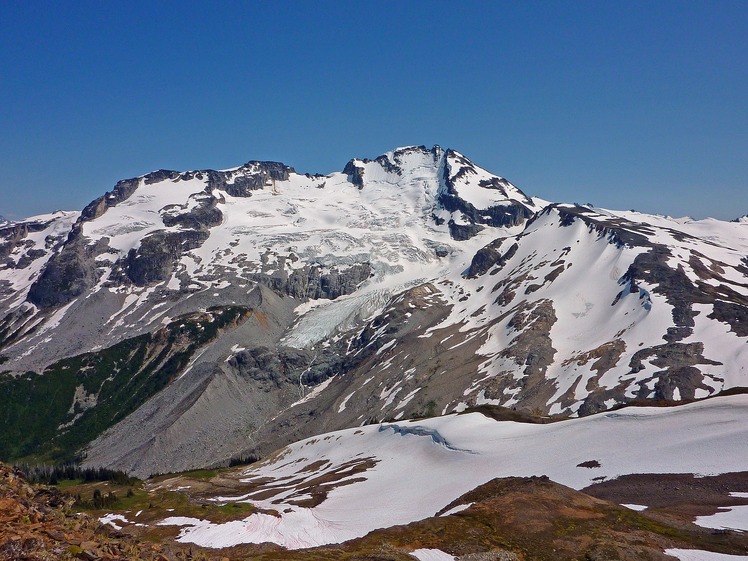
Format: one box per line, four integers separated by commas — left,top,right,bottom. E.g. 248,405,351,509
78,488,119,509
61,478,256,525
15,461,138,486
177,468,219,480
0,306,251,463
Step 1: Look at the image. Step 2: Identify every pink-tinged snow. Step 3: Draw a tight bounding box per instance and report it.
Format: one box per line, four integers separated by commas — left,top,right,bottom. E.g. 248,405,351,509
695,505,748,532
665,549,748,561
99,513,131,530
409,549,456,561
163,395,748,549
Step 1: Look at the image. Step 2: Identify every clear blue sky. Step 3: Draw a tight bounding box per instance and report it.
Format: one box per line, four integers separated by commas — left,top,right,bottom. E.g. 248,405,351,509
1,1,746,220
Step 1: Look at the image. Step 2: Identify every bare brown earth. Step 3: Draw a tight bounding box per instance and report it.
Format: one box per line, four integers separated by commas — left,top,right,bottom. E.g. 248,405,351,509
584,471,748,530
6,460,748,561
0,462,225,561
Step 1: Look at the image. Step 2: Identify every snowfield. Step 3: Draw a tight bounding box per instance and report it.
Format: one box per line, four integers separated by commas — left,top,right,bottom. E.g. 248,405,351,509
160,395,748,549
666,550,748,561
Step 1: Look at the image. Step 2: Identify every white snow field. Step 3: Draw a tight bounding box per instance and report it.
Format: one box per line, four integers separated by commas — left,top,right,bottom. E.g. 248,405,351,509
665,549,748,561
409,549,456,561
695,505,748,533
159,395,748,550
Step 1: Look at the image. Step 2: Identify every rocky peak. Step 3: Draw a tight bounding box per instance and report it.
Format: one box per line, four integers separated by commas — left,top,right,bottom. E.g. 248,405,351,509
343,145,445,190
210,160,296,197
436,150,538,239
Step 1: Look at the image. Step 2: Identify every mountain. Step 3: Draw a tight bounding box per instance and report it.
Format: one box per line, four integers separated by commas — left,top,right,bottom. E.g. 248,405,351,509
0,145,747,477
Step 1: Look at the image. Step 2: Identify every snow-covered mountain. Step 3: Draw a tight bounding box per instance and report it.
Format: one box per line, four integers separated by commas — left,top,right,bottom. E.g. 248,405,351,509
0,145,747,476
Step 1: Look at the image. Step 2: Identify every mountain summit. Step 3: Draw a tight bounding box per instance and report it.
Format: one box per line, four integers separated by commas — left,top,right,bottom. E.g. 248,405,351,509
0,146,746,476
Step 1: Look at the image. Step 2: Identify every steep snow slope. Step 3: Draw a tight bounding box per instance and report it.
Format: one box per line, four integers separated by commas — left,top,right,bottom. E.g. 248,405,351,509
157,395,748,549
0,210,79,311
427,204,748,416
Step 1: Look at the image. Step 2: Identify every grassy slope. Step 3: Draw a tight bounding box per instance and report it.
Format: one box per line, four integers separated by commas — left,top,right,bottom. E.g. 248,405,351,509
48,468,748,561
0,306,251,463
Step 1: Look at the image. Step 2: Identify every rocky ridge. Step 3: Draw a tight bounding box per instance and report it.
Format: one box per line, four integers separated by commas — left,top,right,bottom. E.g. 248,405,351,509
0,462,216,561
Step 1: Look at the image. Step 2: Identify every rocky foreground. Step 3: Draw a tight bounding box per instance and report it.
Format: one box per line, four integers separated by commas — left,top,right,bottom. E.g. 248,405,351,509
0,463,217,561
2,460,747,561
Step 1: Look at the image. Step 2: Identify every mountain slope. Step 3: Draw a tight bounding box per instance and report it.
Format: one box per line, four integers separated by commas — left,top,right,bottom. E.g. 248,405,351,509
149,395,748,550
0,145,746,475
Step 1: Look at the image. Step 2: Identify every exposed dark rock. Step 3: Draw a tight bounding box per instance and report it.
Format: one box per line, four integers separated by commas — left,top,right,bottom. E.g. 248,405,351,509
144,169,181,184
229,346,312,389
161,192,223,230
0,221,50,260
739,256,748,277
439,193,534,231
228,344,343,392
448,220,484,241
27,243,99,308
342,146,437,182
497,299,559,411
38,176,156,306
251,263,372,301
439,150,535,232
629,342,721,372
374,154,401,175
207,161,295,197
343,160,365,189
80,176,144,223
467,242,518,278
477,176,511,196
709,299,748,337
348,284,443,354
126,230,209,286
552,205,653,248
621,246,707,341
577,395,609,416
392,145,439,167
627,342,722,400
653,366,708,400
572,341,628,415
0,306,36,351
13,249,46,269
